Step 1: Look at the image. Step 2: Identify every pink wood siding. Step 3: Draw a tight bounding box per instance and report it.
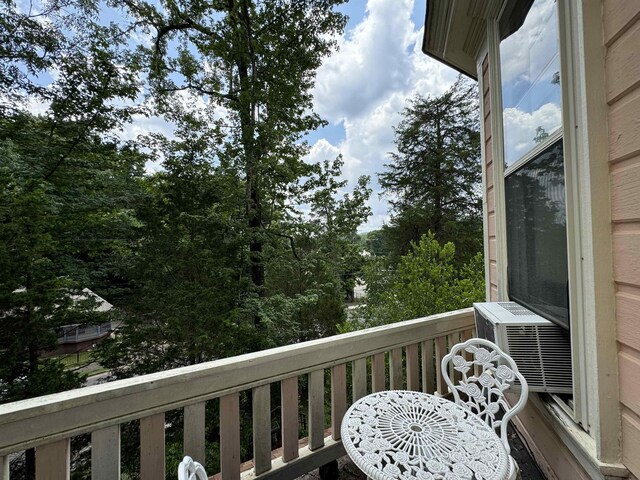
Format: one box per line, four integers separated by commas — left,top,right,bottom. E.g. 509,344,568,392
605,2,640,477
482,54,499,301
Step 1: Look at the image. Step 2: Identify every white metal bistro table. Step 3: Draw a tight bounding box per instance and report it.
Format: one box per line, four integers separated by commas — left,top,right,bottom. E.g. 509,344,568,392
341,390,510,480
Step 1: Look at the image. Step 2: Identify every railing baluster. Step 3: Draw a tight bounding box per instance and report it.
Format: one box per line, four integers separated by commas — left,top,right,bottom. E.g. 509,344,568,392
36,438,70,480
140,413,165,480
308,370,325,451
281,377,299,462
184,402,206,466
435,336,447,395
331,364,347,441
462,329,473,343
461,329,473,364
372,353,385,392
406,344,419,391
252,385,271,475
91,425,120,480
352,358,367,401
390,348,403,389
220,393,240,480
1,455,8,480
448,333,461,384
421,339,435,394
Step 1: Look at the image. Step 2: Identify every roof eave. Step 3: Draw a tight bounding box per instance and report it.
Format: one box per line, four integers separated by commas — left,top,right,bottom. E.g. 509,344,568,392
422,0,504,81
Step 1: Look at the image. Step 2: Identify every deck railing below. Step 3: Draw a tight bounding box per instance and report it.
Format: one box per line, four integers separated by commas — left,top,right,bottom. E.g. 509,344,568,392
0,308,476,480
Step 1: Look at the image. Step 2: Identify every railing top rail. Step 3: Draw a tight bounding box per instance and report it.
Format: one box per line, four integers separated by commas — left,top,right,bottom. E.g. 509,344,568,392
0,307,474,455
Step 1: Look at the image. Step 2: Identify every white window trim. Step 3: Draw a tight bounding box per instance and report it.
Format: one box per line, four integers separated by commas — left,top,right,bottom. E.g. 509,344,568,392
486,19,509,302
476,38,491,303
483,0,621,466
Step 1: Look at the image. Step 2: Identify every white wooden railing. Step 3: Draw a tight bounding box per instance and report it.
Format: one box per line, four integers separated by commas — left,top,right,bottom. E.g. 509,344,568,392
0,308,476,480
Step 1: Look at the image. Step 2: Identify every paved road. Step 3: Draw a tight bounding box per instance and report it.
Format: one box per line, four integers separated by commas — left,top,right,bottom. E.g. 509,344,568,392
85,371,110,386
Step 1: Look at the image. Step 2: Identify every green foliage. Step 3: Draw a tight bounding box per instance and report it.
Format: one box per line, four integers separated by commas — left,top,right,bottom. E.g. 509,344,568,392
122,0,349,332
0,114,144,406
358,229,390,257
342,233,484,330
379,75,482,263
266,156,371,340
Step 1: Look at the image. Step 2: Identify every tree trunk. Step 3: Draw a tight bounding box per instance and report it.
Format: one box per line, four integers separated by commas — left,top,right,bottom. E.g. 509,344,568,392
232,0,265,327
433,113,444,240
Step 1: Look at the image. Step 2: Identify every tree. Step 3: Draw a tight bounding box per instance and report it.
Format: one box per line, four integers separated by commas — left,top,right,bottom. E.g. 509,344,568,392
97,134,248,377
119,0,348,332
0,0,143,402
342,233,485,330
266,156,371,340
379,76,482,262
0,113,145,478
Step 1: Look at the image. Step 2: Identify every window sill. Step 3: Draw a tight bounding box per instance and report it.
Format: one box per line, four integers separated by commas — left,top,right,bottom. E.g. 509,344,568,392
529,394,628,479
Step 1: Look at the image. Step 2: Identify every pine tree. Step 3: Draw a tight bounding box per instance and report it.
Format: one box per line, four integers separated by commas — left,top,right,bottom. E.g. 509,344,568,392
379,76,482,262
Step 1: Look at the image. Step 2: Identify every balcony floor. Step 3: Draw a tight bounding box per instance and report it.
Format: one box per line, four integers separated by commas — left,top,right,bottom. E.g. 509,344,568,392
297,426,546,480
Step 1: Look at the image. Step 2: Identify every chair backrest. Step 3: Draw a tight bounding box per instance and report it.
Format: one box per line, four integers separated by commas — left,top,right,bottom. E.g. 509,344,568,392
441,338,528,455
178,456,208,480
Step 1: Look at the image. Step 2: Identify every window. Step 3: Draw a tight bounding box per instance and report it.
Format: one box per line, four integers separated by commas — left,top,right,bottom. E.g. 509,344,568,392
500,0,568,330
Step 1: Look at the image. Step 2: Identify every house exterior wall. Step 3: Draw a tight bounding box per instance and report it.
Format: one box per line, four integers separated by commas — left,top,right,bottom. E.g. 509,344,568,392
604,2,640,477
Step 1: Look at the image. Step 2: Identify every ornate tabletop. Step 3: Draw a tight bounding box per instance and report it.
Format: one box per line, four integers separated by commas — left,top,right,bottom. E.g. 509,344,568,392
341,390,509,480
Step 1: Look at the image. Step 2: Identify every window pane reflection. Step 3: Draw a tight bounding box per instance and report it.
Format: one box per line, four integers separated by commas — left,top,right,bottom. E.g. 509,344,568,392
500,0,561,167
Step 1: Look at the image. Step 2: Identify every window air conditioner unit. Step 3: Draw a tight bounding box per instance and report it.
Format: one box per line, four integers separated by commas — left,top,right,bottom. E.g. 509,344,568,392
473,302,573,394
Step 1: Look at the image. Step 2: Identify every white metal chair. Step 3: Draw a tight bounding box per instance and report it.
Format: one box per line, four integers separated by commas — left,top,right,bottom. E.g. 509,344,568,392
441,338,528,480
178,456,208,480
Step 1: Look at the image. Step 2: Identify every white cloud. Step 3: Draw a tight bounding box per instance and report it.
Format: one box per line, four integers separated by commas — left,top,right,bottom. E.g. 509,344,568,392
306,138,341,165
500,0,558,87
313,0,415,122
503,102,562,164
309,0,459,232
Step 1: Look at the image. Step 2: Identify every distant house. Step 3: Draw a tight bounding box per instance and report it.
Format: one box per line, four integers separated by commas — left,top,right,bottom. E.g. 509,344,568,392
55,288,113,354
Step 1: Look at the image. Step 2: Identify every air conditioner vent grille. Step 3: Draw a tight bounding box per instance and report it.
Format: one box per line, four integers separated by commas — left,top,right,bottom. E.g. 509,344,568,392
497,302,533,316
505,324,572,393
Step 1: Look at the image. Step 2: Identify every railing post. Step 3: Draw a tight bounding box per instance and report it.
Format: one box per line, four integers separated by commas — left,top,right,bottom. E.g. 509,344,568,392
406,344,419,391
252,385,272,475
390,348,403,390
308,370,325,451
435,336,447,395
352,358,367,401
331,364,347,441
1,455,9,480
422,339,435,394
372,353,385,392
140,413,165,480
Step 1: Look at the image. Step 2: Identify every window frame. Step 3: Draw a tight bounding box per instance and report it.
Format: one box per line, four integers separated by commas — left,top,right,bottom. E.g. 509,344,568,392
493,0,587,427
479,0,621,465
